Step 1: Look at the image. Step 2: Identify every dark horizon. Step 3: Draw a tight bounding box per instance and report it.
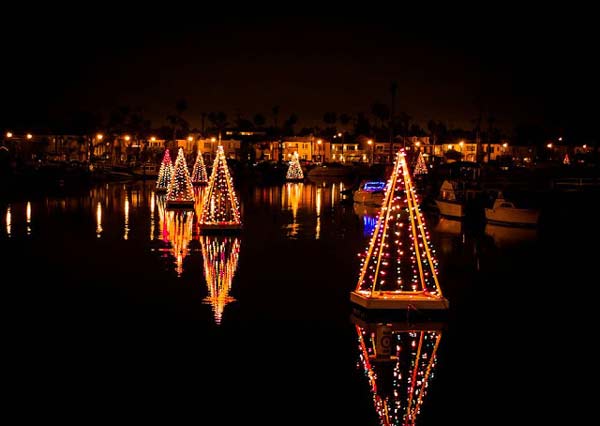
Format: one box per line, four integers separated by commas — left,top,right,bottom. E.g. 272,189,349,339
2,15,598,138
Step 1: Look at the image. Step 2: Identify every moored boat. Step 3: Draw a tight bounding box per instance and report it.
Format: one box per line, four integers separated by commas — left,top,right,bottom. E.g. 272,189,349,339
353,180,386,206
485,197,540,227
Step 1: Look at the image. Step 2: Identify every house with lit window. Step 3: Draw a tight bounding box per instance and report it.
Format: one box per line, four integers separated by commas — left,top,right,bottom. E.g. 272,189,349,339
331,142,367,163
261,137,331,163
193,138,241,161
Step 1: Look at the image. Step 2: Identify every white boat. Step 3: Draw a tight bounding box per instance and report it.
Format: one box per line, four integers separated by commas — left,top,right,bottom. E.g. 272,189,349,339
132,163,159,178
435,180,465,218
485,196,540,226
353,180,386,206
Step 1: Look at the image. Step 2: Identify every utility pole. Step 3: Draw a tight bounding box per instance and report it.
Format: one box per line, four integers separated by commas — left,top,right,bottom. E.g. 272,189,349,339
389,81,397,162
475,110,483,163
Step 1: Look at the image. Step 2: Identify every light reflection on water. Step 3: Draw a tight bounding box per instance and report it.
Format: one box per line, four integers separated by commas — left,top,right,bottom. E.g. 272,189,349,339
2,179,583,424
0,180,546,249
200,235,241,324
353,316,443,426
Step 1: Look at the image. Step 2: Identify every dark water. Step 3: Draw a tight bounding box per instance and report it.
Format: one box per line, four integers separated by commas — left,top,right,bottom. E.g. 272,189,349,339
2,180,596,424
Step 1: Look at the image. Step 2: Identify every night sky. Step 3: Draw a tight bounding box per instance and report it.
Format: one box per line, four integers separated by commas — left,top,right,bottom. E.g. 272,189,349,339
2,14,597,135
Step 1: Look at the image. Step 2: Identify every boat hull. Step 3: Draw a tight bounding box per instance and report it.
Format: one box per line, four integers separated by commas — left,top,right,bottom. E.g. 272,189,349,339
353,190,384,206
435,199,464,218
485,208,539,226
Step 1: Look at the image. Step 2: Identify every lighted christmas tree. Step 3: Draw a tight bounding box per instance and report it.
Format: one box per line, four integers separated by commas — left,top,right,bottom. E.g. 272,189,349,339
413,151,428,176
354,319,443,426
351,149,448,310
165,210,194,277
166,147,195,208
199,145,242,230
286,151,304,181
156,149,173,193
201,236,241,324
563,153,570,165
191,150,208,185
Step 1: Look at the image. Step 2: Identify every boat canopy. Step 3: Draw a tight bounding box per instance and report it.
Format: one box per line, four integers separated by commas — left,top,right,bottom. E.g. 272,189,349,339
362,181,386,191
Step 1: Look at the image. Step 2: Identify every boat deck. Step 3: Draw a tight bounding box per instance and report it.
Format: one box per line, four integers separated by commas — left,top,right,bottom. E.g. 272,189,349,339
351,291,449,310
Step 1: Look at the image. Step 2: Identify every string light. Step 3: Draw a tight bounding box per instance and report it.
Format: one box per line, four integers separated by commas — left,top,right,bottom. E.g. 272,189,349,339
166,148,195,207
286,151,304,181
191,150,208,185
156,149,173,193
200,145,242,229
355,149,445,303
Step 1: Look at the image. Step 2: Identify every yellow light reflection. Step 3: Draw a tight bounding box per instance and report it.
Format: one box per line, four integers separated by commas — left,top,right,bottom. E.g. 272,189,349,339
283,182,302,238
26,201,31,236
6,205,11,238
316,187,322,240
96,202,103,238
331,182,336,206
201,236,241,324
165,210,194,276
150,192,155,241
124,194,129,240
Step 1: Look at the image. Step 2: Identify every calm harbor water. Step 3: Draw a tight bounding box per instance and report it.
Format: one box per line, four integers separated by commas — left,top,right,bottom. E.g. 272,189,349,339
2,179,595,424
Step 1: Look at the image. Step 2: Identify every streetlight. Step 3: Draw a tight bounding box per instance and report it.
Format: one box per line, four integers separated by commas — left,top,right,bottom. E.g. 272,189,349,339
211,137,217,160
367,139,373,165
187,136,193,142
150,136,156,142
317,139,322,163
547,143,553,149
96,133,103,141
125,135,131,141
6,132,12,138
26,133,33,140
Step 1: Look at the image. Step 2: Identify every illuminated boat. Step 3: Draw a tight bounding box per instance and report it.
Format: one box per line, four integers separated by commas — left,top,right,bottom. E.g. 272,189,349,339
353,180,386,206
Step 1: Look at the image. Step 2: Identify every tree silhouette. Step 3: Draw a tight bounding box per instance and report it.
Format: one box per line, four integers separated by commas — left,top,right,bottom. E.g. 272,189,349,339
208,112,229,138
253,113,266,128
323,112,337,126
371,102,390,129
284,113,299,136
354,112,371,136
271,106,280,128
339,112,352,128
201,112,208,135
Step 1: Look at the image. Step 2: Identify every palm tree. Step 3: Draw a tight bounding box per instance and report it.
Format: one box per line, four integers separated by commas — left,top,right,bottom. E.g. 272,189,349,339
354,112,371,136
428,120,437,146
389,81,398,144
284,113,299,136
370,102,390,130
339,113,352,131
207,112,229,140
253,113,266,128
175,99,188,117
271,106,280,128
201,112,207,136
